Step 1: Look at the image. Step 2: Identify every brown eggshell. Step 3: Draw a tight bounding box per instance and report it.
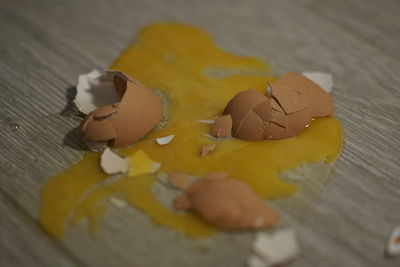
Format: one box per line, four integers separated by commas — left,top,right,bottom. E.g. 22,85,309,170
235,110,266,141
182,172,279,230
264,122,286,139
267,106,312,140
80,73,163,148
275,72,333,117
223,89,269,134
287,106,312,133
209,114,232,138
271,97,283,111
80,106,118,142
199,143,216,157
252,100,272,122
271,84,309,115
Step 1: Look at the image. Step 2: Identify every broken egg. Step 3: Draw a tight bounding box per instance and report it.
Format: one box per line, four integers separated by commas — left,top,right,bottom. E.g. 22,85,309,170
209,115,232,138
220,71,334,141
169,172,279,230
386,226,400,257
79,71,163,149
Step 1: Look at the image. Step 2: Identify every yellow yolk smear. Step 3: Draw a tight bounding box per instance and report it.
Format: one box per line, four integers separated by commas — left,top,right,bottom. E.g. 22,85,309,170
39,22,342,238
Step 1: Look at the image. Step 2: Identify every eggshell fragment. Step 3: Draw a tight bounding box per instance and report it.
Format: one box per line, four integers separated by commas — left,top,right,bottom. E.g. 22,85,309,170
80,71,163,149
275,71,333,117
74,70,120,114
247,229,299,267
155,135,175,145
385,226,400,257
302,71,333,93
171,172,279,230
199,143,216,156
263,122,286,139
209,115,232,138
196,119,215,124
100,148,129,174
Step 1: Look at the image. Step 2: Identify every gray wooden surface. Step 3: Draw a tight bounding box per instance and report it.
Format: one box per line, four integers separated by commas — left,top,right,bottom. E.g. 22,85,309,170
0,0,399,266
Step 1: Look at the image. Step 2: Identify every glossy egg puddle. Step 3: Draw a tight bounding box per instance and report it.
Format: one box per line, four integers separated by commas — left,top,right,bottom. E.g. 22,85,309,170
39,22,343,238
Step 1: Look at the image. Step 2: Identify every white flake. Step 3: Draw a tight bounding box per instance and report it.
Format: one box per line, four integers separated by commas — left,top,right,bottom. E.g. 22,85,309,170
109,197,127,209
247,229,299,267
386,226,400,257
302,71,333,93
100,148,129,174
74,69,120,114
196,119,215,124
155,135,175,145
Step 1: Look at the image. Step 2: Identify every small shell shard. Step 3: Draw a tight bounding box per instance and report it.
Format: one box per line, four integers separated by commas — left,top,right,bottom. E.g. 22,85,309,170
209,115,232,138
386,226,400,257
156,135,175,145
100,148,129,174
196,119,215,124
79,70,164,149
199,143,216,157
248,229,299,267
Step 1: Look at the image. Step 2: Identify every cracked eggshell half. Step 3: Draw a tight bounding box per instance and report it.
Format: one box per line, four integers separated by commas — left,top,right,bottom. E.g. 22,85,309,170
80,71,163,148
275,71,333,117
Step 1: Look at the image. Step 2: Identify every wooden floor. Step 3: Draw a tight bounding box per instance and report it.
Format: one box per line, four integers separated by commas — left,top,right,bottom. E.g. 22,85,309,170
0,0,399,266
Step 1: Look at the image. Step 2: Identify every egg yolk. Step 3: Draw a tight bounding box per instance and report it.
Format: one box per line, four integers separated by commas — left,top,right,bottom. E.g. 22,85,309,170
39,22,342,238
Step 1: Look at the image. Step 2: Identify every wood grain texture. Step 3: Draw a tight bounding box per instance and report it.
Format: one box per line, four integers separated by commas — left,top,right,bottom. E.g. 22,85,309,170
0,0,399,266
